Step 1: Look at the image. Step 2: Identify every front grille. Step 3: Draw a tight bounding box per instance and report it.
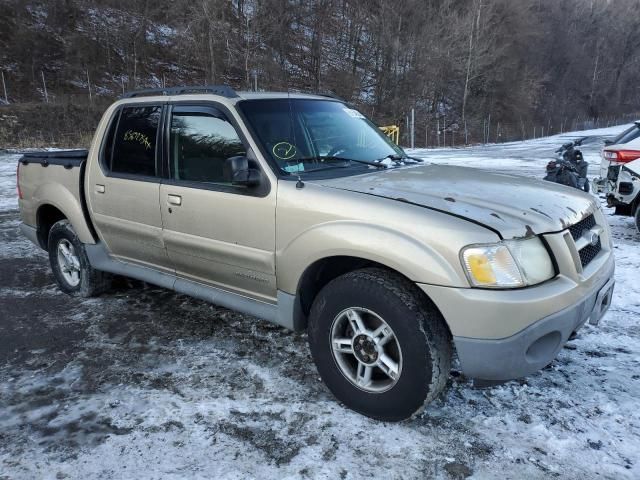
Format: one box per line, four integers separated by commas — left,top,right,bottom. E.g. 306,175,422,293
579,237,601,267
568,214,596,241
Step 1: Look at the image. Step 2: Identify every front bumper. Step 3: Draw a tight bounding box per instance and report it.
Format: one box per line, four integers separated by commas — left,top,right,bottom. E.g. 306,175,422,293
451,274,614,381
419,249,615,381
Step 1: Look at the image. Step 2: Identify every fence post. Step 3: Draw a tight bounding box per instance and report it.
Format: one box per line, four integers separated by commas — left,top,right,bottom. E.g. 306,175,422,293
425,118,428,148
1,70,7,104
41,70,48,103
86,69,92,102
410,108,415,149
443,113,446,147
405,115,409,145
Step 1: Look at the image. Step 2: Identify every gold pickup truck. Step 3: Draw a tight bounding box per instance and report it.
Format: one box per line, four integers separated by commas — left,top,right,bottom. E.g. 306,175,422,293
17,86,615,421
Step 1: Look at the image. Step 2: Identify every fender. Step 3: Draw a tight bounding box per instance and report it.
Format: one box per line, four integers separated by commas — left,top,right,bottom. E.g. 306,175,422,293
277,220,466,295
34,182,96,244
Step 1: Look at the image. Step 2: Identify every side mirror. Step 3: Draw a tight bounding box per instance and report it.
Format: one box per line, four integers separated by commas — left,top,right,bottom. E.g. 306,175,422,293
224,156,261,187
604,139,613,146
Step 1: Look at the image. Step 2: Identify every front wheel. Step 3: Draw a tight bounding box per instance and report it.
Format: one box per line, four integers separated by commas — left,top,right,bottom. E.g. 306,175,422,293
307,268,452,421
48,220,110,297
635,206,640,233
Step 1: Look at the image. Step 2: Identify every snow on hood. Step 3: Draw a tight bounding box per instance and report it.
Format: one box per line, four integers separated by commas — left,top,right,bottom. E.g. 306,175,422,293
317,164,597,239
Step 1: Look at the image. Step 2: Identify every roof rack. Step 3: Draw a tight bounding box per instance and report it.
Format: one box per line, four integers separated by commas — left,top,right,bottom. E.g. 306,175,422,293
313,90,345,102
120,85,239,99
283,88,346,102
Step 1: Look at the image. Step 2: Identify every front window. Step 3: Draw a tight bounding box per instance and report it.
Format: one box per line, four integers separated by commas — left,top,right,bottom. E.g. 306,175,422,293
239,99,404,175
169,109,245,184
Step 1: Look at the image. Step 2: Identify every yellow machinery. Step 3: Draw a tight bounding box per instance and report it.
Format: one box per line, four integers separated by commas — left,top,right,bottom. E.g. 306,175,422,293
380,125,400,144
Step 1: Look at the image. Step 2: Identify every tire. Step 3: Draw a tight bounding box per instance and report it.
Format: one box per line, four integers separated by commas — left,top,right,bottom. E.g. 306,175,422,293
307,268,452,421
48,219,110,297
635,206,640,234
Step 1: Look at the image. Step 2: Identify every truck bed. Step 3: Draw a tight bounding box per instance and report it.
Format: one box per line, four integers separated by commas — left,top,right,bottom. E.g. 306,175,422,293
17,149,95,248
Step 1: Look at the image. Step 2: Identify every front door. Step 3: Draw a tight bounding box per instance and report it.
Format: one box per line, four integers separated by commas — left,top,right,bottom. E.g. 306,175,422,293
86,103,172,273
159,104,277,302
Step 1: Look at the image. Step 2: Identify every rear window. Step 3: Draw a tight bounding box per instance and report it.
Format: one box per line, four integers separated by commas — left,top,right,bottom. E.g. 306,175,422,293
110,105,161,176
610,124,640,145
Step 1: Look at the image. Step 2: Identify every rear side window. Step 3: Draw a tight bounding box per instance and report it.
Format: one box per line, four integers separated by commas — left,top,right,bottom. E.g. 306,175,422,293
111,106,161,176
170,111,245,183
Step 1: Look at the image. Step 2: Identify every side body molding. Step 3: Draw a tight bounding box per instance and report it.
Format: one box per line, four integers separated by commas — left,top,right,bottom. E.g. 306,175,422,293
85,243,299,330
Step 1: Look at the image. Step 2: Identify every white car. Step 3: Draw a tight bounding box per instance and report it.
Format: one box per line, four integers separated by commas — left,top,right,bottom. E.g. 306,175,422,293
610,157,640,233
594,122,640,194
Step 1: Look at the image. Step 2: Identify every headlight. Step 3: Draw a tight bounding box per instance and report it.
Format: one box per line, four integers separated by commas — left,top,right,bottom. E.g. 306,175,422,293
461,237,555,288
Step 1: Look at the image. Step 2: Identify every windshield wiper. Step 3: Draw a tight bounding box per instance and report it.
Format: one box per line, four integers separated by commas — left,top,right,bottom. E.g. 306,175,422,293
289,163,351,174
292,156,388,170
377,153,424,164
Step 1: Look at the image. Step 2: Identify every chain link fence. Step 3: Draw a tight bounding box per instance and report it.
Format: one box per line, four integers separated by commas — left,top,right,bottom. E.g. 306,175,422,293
398,112,640,148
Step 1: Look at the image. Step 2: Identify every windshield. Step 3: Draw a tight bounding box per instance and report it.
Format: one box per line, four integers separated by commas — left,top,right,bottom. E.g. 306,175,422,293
239,98,404,175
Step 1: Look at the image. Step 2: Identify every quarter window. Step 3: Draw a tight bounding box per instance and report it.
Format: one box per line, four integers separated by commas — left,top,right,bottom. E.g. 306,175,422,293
111,106,161,176
170,111,246,183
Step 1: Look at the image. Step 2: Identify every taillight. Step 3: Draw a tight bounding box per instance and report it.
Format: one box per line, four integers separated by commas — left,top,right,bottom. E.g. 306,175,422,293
603,149,640,163
617,150,640,162
16,161,23,199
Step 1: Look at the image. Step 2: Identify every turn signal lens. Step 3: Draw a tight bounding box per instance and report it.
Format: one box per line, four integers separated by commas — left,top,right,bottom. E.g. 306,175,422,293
466,254,496,284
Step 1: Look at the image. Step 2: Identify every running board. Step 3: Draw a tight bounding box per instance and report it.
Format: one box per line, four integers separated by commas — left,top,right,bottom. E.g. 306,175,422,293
84,243,300,330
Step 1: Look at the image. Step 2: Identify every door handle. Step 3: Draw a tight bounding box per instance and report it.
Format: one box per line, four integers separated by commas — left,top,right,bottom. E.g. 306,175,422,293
167,194,182,206
95,184,105,194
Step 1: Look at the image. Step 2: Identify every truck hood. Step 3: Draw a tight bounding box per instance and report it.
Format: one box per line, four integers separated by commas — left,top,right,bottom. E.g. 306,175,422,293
316,164,597,239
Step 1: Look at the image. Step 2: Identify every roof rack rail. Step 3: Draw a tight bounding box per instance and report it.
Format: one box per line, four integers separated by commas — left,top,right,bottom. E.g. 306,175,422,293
284,88,346,102
313,90,345,102
120,85,239,99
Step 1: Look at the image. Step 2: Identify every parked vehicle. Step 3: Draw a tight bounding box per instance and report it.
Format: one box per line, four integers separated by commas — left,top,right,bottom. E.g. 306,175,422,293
593,121,640,194
544,138,589,191
608,158,640,233
17,86,615,421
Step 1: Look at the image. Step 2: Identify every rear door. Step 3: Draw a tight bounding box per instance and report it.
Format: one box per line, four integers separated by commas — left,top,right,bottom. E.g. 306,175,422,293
159,104,277,302
86,103,172,272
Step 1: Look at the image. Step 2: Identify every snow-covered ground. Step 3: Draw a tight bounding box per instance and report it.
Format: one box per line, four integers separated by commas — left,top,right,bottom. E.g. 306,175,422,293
0,124,639,479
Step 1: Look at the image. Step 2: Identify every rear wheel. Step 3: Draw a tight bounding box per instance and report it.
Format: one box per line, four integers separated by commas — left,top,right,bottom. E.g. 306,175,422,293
48,220,110,297
635,206,640,233
307,268,452,421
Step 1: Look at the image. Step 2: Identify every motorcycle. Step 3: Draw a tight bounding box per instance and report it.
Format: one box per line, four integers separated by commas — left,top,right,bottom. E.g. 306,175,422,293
544,138,590,192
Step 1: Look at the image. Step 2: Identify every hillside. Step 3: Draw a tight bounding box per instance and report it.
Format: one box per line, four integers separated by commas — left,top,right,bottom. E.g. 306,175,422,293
1,0,640,145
